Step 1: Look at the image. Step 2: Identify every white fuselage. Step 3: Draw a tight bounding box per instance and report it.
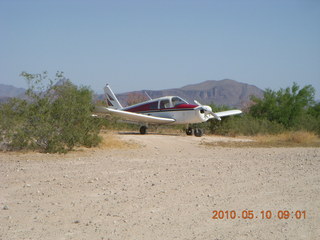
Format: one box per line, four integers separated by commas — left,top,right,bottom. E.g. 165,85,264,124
143,108,209,124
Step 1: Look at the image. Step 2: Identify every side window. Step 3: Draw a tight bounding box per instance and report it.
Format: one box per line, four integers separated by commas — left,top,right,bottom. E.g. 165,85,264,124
172,97,186,107
149,101,158,110
160,99,170,109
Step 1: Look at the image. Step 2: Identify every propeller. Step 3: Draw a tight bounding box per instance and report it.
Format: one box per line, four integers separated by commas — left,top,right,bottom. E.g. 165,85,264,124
194,100,221,121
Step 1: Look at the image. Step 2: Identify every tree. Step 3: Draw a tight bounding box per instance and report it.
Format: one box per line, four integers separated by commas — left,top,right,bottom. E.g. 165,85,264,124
308,102,320,119
250,83,315,128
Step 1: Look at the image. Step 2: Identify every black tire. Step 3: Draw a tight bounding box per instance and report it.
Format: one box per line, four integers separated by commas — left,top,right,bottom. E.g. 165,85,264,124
186,127,193,136
194,128,203,137
140,126,147,134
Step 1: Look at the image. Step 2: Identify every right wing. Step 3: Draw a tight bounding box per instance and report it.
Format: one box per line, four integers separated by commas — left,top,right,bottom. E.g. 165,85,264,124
215,110,242,118
95,106,176,124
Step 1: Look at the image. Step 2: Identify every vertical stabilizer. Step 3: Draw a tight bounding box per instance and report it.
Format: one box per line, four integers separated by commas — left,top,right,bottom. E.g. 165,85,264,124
104,84,123,109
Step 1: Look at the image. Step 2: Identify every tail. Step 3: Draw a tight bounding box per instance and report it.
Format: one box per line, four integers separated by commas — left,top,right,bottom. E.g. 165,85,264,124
104,84,123,109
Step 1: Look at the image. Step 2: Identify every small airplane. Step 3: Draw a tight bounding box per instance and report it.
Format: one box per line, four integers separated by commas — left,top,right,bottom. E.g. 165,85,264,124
95,84,242,137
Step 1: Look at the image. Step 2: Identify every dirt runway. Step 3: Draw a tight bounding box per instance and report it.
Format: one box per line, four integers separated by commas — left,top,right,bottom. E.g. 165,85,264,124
1,134,319,240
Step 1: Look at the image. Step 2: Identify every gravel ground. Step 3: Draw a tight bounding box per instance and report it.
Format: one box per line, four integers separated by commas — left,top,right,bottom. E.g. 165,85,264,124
1,134,319,240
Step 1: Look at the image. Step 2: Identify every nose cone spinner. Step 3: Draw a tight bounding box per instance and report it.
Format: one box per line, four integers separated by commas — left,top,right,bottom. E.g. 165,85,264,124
195,100,221,121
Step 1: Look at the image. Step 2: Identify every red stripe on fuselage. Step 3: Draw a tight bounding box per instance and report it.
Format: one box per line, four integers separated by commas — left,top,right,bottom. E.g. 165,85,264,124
174,104,198,109
126,103,198,113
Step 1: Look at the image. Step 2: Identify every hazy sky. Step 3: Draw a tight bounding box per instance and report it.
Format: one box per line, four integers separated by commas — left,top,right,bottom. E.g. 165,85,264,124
1,0,319,98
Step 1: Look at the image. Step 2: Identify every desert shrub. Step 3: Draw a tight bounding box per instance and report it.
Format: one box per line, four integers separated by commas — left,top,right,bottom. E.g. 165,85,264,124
0,71,101,153
290,114,320,135
305,103,320,135
0,98,30,149
207,115,285,136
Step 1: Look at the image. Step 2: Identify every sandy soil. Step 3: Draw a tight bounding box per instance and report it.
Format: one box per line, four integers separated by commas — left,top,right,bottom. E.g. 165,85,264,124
1,133,319,240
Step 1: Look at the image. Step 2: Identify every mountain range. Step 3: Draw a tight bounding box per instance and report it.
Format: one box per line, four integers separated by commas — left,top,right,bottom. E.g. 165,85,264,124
116,79,264,108
0,79,264,107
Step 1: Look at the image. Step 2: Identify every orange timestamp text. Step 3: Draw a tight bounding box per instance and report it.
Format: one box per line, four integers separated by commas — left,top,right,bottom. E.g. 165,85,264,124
212,210,307,220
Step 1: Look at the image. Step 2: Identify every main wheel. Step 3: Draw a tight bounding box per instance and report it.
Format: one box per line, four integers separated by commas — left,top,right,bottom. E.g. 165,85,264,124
140,126,147,134
186,127,193,136
194,128,203,137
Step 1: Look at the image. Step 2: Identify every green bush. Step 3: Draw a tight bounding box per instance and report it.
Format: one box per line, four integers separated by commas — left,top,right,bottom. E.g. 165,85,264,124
206,115,285,136
0,72,102,153
291,114,320,135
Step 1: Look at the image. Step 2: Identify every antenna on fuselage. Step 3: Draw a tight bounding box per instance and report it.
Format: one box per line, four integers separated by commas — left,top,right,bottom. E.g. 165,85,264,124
144,91,152,100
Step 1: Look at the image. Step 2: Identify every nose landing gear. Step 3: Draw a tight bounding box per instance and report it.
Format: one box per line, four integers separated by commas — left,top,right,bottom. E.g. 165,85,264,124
194,128,203,137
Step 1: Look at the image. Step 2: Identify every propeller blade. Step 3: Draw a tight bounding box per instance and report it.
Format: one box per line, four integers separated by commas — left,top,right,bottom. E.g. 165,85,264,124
211,111,221,121
194,100,201,106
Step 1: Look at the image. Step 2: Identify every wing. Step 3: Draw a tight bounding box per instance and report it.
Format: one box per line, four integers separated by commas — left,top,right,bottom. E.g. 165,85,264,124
215,110,242,118
95,106,175,124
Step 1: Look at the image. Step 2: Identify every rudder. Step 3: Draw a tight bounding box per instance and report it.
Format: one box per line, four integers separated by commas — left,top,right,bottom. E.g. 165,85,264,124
104,84,123,109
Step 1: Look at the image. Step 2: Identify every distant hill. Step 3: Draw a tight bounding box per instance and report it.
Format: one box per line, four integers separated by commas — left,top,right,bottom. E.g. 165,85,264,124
0,80,71,103
0,84,26,103
0,84,25,98
115,79,264,108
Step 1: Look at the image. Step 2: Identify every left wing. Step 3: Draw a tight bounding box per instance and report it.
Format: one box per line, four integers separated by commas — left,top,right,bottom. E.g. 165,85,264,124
95,106,176,124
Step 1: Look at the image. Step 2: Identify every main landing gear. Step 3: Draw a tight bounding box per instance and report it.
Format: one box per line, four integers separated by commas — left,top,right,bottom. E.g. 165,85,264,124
139,125,203,137
140,126,148,134
186,126,203,137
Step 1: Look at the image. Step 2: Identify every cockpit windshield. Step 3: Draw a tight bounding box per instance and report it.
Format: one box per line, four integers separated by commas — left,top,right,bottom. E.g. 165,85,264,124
172,97,188,107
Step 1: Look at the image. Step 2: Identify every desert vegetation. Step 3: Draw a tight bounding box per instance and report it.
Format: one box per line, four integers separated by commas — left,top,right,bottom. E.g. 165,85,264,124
0,72,101,153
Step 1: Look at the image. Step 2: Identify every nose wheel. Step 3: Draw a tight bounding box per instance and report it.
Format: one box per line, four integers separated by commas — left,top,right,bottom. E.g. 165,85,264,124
194,128,203,137
185,127,203,137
